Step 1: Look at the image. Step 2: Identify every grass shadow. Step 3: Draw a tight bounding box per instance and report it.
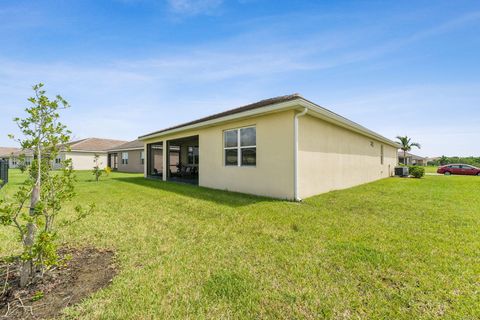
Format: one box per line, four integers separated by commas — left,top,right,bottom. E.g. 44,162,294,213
112,176,280,208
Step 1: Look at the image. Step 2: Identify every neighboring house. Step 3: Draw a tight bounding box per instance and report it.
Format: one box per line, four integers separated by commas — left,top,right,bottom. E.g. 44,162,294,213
139,94,400,200
52,138,128,170
107,140,181,174
2,138,127,170
0,147,19,158
4,149,34,169
0,147,20,165
398,151,427,166
107,140,145,173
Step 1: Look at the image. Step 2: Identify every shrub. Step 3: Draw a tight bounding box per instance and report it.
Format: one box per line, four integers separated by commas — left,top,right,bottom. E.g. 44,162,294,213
92,154,103,182
409,166,425,178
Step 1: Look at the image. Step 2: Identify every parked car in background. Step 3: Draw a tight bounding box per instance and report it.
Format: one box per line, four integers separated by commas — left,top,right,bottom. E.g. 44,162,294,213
437,164,480,176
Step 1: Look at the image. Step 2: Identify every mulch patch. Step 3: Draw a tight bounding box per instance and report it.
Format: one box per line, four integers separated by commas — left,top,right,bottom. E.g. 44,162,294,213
0,247,116,319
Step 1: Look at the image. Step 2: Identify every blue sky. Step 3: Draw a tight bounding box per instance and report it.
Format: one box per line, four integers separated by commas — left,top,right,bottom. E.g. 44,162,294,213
0,0,479,156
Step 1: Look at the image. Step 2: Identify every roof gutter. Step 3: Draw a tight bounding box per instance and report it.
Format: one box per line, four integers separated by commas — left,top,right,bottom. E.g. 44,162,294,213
138,100,298,141
139,98,400,149
69,150,109,153
107,147,144,152
294,107,308,202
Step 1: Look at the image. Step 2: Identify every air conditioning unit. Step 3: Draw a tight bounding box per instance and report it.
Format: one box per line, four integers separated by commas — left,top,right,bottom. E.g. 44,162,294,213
394,166,409,177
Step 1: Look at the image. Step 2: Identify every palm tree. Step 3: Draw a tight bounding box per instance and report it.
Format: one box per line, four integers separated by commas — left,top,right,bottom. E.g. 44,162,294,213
396,136,421,165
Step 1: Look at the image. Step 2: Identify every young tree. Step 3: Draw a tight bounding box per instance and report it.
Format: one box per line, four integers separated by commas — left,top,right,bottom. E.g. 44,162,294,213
92,154,103,182
0,83,92,287
396,136,421,165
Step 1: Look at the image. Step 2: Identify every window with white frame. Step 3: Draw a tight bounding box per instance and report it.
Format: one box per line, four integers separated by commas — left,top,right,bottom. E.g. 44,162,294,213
55,156,62,164
224,126,256,166
380,145,384,165
140,151,145,165
122,152,128,165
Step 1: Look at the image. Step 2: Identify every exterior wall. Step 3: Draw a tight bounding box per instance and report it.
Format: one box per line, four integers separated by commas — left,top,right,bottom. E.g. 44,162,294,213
65,152,108,170
298,115,397,199
52,152,66,170
8,157,17,168
144,110,295,199
116,149,144,173
5,152,114,171
7,156,34,169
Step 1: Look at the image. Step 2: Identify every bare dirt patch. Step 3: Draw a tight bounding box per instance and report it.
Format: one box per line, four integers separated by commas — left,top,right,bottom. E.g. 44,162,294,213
0,247,116,319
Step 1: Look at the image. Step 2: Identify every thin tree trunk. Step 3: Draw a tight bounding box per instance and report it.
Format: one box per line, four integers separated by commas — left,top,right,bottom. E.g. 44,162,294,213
20,142,42,287
403,150,407,165
20,183,39,287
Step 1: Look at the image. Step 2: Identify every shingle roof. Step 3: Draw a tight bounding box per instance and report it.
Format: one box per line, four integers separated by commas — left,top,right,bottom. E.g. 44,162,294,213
107,139,144,151
137,93,400,148
0,147,20,157
1,138,127,157
139,94,301,139
66,138,128,152
11,149,34,157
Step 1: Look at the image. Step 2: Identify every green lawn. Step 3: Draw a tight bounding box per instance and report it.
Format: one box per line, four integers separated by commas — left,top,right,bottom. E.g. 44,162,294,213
1,170,479,319
425,166,439,174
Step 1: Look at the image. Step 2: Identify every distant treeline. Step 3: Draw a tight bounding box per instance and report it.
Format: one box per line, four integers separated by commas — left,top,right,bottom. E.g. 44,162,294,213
429,156,480,167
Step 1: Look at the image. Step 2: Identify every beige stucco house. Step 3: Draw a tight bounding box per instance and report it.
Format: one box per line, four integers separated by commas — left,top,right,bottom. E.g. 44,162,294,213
398,151,427,166
107,140,180,174
0,148,34,169
107,140,145,173
0,147,20,166
0,147,20,161
139,94,400,200
1,138,127,170
53,138,128,170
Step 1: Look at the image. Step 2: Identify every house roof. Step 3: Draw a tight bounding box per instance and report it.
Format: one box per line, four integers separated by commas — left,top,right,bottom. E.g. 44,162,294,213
65,138,128,152
1,138,128,158
398,151,426,160
140,94,301,139
107,139,144,152
0,147,20,157
138,94,400,148
11,149,34,157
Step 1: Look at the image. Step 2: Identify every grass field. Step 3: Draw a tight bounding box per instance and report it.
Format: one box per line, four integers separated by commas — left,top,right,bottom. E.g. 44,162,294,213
425,166,439,174
1,170,479,319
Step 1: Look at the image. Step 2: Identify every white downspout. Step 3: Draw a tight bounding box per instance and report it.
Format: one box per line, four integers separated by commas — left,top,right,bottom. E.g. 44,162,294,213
294,107,308,201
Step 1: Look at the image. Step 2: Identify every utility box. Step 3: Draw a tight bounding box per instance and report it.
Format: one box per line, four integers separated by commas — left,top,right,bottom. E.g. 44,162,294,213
0,160,8,188
395,166,409,177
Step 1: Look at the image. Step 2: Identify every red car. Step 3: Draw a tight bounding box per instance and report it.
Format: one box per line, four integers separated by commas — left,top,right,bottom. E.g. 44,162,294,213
437,164,480,176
